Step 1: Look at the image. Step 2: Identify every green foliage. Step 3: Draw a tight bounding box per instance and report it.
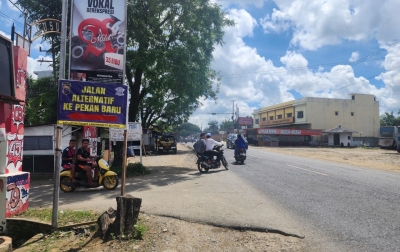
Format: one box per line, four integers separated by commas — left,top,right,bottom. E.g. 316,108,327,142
111,162,150,177
125,0,234,128
380,111,400,126
14,208,98,226
25,77,58,125
174,122,201,137
134,223,147,240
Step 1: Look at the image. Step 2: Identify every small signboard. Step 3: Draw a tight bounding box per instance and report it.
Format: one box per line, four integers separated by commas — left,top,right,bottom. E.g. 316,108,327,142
238,117,253,126
109,122,142,141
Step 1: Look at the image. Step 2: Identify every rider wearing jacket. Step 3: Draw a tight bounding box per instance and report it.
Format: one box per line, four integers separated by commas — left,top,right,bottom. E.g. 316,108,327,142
234,134,247,156
205,133,223,165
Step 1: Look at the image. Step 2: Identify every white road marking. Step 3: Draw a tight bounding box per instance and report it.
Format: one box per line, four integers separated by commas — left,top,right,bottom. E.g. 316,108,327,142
286,164,328,176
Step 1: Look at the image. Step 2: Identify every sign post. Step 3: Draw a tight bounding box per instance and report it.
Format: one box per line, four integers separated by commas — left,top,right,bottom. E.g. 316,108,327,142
52,0,68,229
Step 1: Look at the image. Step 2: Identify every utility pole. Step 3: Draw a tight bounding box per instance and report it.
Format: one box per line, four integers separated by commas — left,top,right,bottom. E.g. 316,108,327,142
231,100,235,133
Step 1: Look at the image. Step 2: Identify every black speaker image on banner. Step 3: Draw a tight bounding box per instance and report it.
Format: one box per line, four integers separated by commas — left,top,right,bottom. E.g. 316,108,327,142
0,34,18,103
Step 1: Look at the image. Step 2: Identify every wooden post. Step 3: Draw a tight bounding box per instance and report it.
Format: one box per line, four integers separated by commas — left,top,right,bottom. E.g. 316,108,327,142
121,130,128,196
115,194,142,239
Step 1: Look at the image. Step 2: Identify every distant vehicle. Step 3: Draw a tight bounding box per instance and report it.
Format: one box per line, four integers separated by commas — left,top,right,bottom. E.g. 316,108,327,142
378,126,399,150
226,133,248,149
158,135,177,154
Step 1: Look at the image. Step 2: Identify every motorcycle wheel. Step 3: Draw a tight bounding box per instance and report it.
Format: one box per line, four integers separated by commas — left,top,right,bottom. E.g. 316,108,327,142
221,156,229,170
197,161,209,173
103,175,119,190
60,176,76,193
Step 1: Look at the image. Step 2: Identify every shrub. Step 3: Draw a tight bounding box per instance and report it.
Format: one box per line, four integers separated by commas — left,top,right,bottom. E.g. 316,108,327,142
111,162,150,177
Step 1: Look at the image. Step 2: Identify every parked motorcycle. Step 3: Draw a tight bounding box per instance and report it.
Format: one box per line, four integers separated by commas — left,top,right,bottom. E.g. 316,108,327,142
60,156,119,192
234,148,246,164
196,145,228,173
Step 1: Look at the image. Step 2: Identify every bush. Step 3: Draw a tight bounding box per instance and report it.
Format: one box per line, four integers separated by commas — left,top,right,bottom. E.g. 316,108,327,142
111,162,150,177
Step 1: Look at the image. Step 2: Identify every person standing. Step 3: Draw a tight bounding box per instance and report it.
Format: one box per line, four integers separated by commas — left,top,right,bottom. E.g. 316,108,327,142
62,139,77,182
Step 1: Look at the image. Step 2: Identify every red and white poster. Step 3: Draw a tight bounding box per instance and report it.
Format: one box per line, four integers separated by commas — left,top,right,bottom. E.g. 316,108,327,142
84,126,97,156
69,0,127,84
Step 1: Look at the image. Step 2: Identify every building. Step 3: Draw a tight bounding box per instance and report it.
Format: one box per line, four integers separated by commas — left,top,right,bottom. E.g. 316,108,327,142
250,94,379,147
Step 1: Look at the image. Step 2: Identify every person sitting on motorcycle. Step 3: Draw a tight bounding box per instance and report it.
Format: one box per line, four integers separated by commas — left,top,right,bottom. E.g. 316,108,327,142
193,132,207,154
75,139,98,186
205,133,223,166
62,139,77,182
234,134,247,156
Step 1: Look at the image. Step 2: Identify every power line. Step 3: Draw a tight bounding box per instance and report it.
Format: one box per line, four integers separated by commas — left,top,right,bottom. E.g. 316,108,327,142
0,11,24,27
329,66,400,93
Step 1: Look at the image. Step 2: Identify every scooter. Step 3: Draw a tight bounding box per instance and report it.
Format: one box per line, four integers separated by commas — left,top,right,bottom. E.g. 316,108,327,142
60,156,119,192
196,145,228,173
234,148,246,164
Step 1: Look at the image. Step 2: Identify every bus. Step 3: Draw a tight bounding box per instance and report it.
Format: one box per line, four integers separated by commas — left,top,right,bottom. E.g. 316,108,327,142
378,126,399,150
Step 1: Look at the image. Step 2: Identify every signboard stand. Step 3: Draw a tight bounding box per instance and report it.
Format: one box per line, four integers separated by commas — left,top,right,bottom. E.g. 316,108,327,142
121,130,127,196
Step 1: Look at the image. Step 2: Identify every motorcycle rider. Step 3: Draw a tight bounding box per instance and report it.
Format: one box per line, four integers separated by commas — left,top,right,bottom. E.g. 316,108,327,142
193,133,207,154
75,139,98,186
205,133,223,166
62,139,77,182
234,134,247,156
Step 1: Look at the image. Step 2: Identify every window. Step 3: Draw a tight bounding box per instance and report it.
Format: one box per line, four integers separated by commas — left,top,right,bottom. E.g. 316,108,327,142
335,111,339,115
255,119,259,124
277,115,282,119
351,112,354,116
24,136,53,150
297,111,303,118
269,116,274,120
262,117,266,121
352,95,355,100
287,113,292,118
347,136,351,140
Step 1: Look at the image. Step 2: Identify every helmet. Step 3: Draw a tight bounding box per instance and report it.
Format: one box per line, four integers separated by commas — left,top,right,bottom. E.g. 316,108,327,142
206,133,211,137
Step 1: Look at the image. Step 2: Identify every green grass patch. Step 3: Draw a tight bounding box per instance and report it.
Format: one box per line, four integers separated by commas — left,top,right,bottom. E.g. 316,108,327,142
111,162,150,177
14,208,99,226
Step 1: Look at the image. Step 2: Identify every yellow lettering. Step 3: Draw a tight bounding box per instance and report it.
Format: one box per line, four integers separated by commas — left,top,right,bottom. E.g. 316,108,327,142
101,105,121,114
63,103,72,110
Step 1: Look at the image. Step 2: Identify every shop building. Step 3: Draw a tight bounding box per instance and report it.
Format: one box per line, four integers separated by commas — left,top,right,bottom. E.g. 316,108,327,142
249,94,379,146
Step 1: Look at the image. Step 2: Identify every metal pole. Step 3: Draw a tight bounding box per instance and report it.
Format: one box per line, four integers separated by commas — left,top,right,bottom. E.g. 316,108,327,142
121,130,128,196
231,100,235,132
52,0,68,229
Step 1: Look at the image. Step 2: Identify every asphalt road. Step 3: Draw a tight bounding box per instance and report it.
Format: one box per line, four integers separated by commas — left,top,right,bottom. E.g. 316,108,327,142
224,146,400,252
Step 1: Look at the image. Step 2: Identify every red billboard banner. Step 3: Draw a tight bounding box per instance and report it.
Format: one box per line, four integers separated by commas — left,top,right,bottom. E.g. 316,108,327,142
258,128,322,136
238,117,253,125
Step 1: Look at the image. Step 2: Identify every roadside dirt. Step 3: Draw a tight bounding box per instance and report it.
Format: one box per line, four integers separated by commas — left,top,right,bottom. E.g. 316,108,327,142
15,144,398,251
254,146,400,173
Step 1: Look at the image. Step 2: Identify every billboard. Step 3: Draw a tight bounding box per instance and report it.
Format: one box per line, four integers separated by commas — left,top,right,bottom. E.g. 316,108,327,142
238,117,253,126
69,0,127,84
0,35,18,103
57,80,127,128
258,128,322,136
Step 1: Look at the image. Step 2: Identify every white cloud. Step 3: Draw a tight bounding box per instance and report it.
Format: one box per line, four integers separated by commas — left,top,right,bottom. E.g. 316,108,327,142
27,56,54,79
349,51,359,63
260,0,400,50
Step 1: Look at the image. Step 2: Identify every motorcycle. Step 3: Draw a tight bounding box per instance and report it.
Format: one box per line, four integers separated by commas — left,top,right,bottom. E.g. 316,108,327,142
196,145,229,173
234,148,246,164
60,156,119,192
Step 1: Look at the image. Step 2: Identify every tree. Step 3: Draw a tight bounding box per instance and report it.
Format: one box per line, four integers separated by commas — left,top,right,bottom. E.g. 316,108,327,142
380,111,400,126
205,120,219,133
174,122,201,138
25,77,58,125
219,119,233,132
125,0,234,125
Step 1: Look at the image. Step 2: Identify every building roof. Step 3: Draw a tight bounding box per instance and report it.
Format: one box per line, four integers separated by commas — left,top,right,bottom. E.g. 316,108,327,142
323,125,358,133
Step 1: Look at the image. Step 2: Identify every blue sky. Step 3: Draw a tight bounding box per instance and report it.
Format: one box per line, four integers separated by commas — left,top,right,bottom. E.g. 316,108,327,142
1,0,400,130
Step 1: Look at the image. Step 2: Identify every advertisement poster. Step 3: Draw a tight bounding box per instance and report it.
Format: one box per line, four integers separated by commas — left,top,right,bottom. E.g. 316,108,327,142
57,80,127,128
69,0,127,84
84,126,97,156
